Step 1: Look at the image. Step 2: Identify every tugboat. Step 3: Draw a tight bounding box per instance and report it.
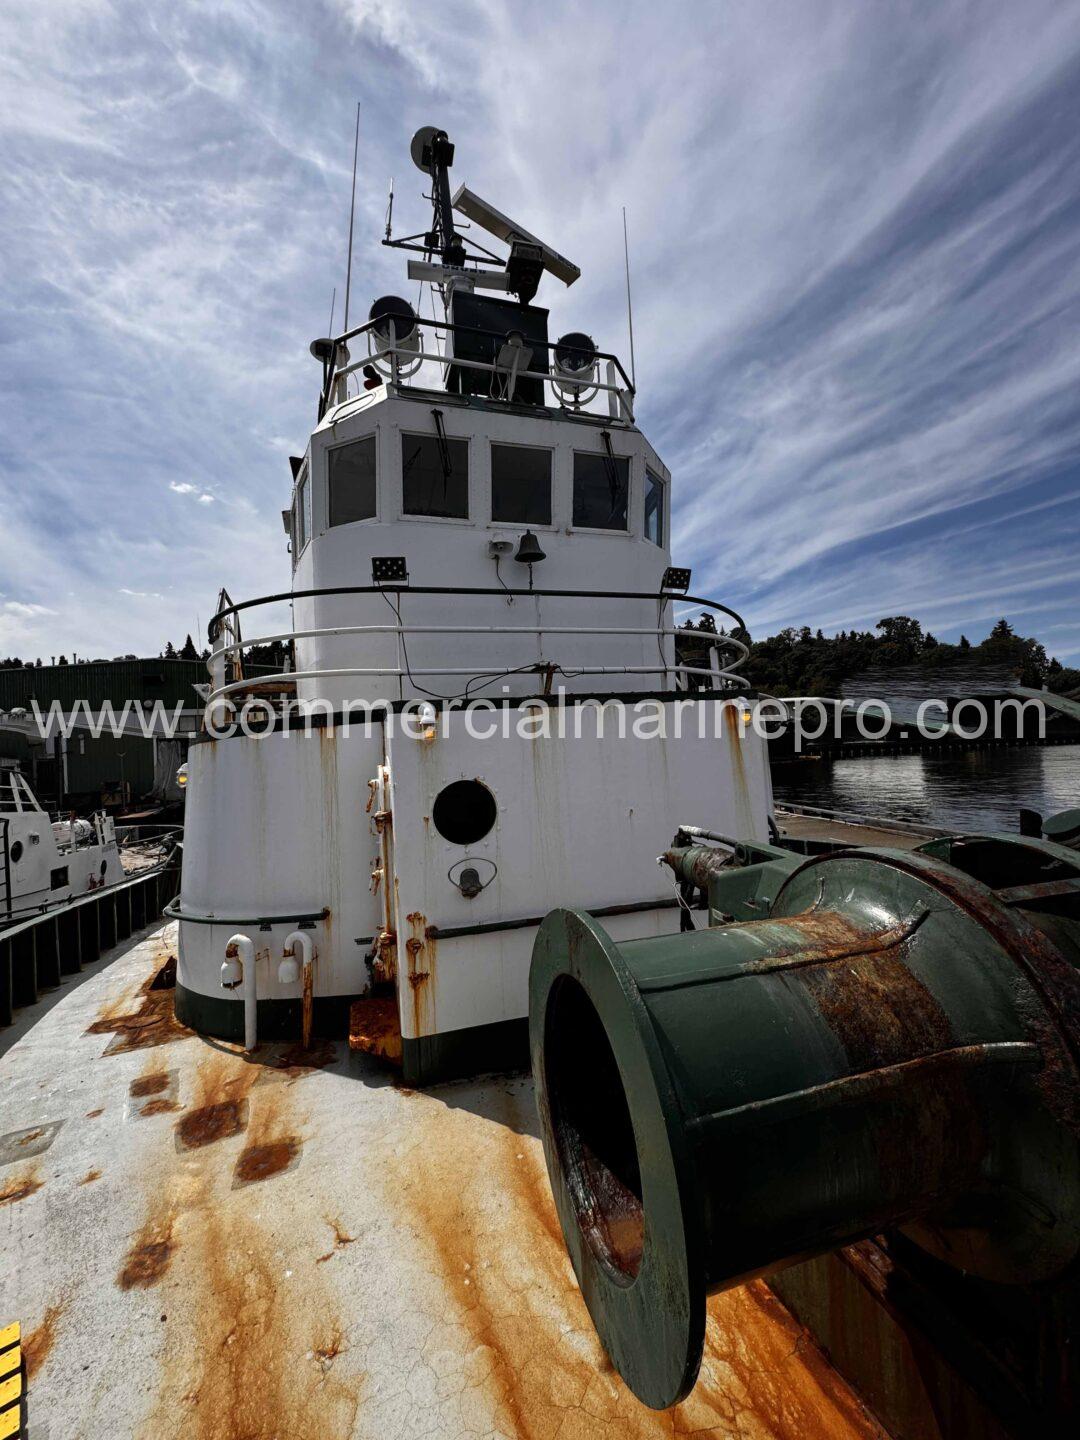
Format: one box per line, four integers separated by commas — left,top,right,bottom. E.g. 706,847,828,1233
171,125,772,1084
1,764,122,926
7,125,1075,1440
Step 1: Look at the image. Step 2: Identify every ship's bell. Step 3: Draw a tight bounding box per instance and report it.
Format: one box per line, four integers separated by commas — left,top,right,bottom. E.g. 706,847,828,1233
514,530,547,565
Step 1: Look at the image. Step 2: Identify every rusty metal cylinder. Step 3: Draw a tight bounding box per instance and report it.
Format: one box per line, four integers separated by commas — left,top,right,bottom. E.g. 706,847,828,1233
529,841,1080,1408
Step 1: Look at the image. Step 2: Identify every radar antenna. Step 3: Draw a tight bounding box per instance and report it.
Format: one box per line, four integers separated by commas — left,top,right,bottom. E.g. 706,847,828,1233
383,127,581,304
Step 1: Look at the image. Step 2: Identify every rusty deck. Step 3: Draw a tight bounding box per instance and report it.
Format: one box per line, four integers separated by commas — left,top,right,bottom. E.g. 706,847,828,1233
1,924,888,1439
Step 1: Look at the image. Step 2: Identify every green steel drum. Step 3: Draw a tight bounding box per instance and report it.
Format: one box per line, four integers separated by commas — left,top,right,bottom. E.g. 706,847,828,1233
529,836,1080,1408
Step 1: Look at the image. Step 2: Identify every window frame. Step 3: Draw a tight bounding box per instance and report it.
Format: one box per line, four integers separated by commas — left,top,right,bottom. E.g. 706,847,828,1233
489,440,555,529
400,430,471,523
295,463,311,556
327,433,379,529
571,448,631,534
644,467,666,547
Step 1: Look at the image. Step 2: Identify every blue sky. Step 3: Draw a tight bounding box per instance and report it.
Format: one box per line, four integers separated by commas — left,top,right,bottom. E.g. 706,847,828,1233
2,0,1079,663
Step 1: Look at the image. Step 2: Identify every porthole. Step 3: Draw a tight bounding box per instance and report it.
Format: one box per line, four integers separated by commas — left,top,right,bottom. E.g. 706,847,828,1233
432,779,497,846
9,840,23,864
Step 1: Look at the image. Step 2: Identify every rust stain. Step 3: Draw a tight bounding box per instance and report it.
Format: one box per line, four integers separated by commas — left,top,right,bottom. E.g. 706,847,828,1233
140,1097,179,1117
85,1108,104,1118
799,937,952,1071
723,701,753,835
140,1052,360,1440
404,911,436,1036
87,955,188,1054
313,1326,347,1367
118,1213,176,1290
387,1090,883,1440
232,1084,302,1187
349,997,402,1064
78,1168,102,1186
233,1136,301,1186
0,1166,43,1207
23,1301,66,1380
315,1218,357,1264
176,1099,248,1151
16,1127,45,1147
173,1053,261,1150
130,1071,170,1098
267,1039,338,1075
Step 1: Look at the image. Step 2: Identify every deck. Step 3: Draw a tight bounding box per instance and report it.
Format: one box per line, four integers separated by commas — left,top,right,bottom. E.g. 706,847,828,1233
1,924,886,1439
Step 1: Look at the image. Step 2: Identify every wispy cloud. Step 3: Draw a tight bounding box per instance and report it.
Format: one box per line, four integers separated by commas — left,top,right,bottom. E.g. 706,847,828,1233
1,0,1078,662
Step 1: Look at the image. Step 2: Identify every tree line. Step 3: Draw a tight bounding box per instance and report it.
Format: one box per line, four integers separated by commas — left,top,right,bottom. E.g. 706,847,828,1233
0,636,291,670
678,615,1080,698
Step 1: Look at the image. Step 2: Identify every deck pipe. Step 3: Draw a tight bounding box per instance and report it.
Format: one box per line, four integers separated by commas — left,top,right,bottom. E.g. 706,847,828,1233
530,836,1080,1409
222,934,257,1052
281,931,316,1049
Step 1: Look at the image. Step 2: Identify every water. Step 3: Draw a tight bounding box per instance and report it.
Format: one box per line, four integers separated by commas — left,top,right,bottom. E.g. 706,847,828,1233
772,745,1080,831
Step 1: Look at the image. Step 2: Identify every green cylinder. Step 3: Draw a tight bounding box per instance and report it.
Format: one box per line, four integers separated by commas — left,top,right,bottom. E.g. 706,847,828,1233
529,840,1080,1409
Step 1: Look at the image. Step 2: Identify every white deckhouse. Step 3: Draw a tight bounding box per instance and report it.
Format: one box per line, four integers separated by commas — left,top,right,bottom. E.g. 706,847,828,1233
173,127,773,1083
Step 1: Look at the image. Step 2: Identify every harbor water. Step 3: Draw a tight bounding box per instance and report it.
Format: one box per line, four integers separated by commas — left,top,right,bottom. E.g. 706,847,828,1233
772,743,1080,831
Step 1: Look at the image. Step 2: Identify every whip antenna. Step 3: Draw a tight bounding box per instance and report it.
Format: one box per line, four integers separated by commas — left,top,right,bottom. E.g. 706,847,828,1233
622,206,636,390
343,102,360,332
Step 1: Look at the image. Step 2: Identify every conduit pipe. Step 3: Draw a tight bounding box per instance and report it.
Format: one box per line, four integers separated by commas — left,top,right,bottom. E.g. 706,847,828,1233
282,930,316,1049
222,933,257,1052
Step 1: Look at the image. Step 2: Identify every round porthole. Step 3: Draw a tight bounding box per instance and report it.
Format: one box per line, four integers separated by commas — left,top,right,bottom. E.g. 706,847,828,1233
100,859,108,876
432,779,497,846
9,840,23,864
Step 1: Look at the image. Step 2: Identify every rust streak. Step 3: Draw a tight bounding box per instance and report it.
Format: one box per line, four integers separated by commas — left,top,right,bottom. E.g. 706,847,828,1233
140,1097,179,1117
87,955,188,1054
78,1168,102,1186
232,1085,302,1186
23,1301,66,1381
140,1053,359,1439
118,1214,176,1290
130,1071,170,1098
388,1090,883,1439
404,911,436,1036
0,1167,43,1207
315,1218,357,1264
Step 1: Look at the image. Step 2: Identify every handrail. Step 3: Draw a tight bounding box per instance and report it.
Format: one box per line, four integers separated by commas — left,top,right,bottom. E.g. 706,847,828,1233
210,585,746,641
203,583,750,707
323,312,636,414
208,663,748,706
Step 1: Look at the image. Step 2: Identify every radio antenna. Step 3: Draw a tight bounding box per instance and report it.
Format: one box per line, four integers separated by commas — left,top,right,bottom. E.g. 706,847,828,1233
622,206,636,390
385,176,395,241
327,286,336,335
343,101,360,332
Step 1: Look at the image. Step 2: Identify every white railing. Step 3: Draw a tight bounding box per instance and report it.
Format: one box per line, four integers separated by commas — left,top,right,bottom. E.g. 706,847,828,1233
204,585,750,713
320,315,636,423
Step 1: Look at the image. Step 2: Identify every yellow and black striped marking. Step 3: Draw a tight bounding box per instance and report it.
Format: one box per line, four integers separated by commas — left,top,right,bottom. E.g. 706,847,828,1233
0,1322,22,1439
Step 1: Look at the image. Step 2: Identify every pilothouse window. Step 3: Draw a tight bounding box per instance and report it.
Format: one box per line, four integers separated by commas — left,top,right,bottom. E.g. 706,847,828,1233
491,444,551,526
644,469,665,546
329,436,377,526
573,451,629,531
296,467,311,553
402,433,469,519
